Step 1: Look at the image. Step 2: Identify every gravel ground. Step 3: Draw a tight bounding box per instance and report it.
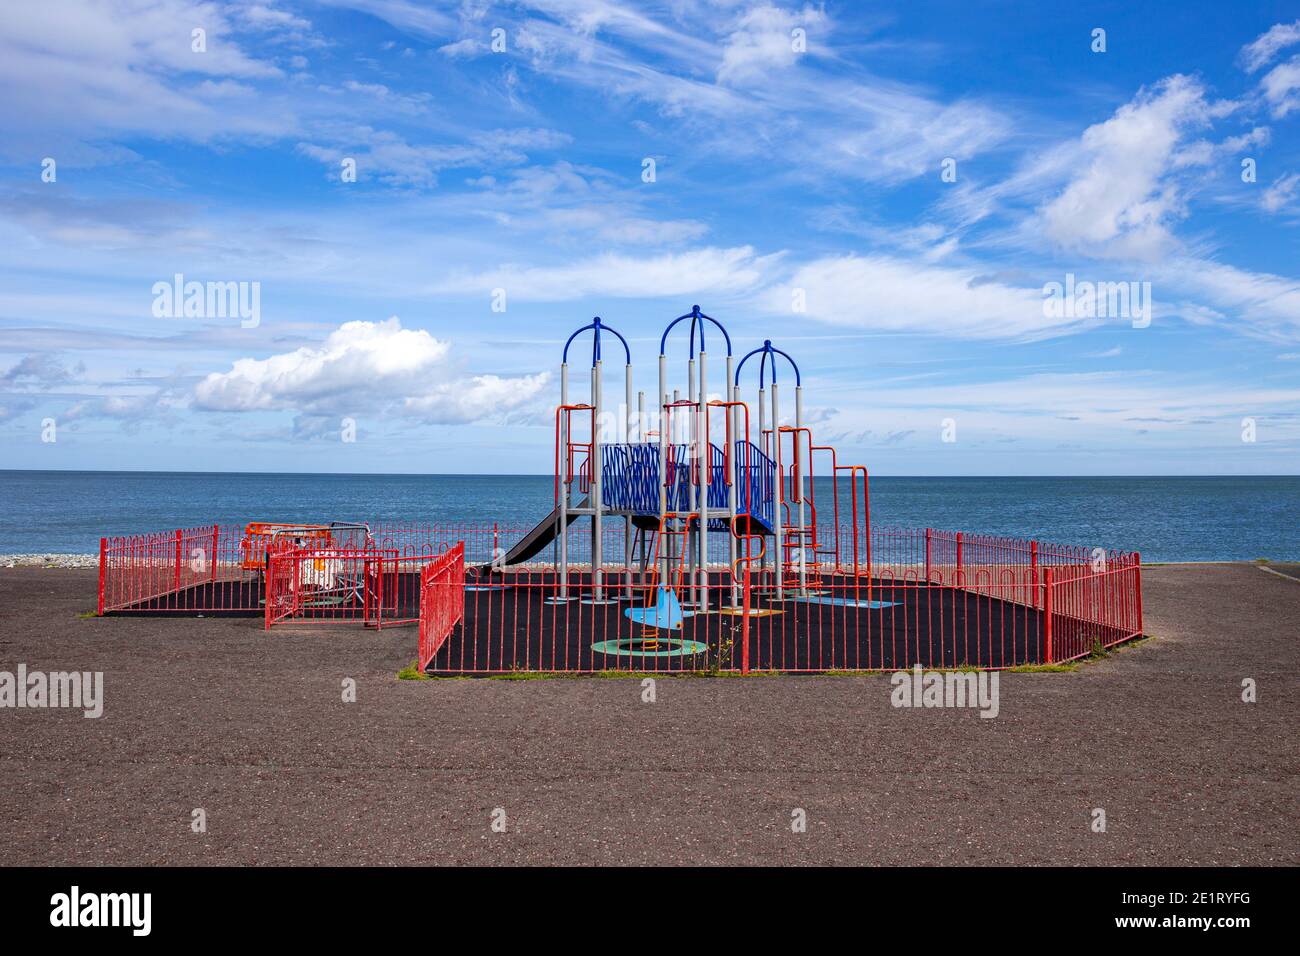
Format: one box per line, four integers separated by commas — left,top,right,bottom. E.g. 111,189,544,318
0,563,1295,866
0,554,98,569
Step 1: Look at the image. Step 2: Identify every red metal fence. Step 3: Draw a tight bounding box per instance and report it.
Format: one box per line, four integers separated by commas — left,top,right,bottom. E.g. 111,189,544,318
98,522,1142,673
1043,558,1144,663
418,543,466,671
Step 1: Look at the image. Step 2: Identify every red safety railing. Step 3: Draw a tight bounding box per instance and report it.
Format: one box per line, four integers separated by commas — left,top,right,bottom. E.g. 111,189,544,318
99,521,1142,673
98,524,234,615
264,547,395,630
418,543,466,671
1042,552,1144,663
424,567,1055,674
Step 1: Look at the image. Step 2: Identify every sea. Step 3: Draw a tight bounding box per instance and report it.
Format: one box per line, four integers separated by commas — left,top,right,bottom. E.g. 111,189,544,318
0,471,1296,562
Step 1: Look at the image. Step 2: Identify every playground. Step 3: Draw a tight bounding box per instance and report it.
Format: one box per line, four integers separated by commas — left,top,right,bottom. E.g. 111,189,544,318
96,307,1144,674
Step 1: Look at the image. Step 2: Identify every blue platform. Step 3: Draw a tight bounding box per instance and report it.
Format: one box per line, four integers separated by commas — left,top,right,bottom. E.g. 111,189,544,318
600,440,775,533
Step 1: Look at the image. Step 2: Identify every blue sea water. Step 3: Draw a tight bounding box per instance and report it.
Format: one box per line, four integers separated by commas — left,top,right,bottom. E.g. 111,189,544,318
0,470,1296,562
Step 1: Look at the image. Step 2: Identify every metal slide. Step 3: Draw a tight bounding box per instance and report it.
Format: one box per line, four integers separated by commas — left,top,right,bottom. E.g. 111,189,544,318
482,497,590,571
483,498,771,575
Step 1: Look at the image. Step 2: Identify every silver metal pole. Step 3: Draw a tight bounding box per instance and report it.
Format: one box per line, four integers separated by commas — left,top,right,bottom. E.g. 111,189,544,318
725,354,737,607
796,384,807,595
558,362,569,600
771,381,783,601
592,360,603,601
757,385,767,576
685,358,696,607
658,354,669,600
637,389,646,586
697,351,708,611
624,362,633,597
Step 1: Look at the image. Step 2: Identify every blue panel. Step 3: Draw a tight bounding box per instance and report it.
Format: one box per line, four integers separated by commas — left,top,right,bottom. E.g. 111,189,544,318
599,439,776,535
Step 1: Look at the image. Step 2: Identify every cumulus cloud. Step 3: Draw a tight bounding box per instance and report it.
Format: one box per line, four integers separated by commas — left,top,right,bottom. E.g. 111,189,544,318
192,317,549,425
1035,75,1223,261
717,4,827,85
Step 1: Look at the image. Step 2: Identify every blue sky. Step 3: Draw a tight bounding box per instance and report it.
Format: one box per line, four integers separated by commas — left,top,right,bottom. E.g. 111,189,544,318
1,0,1298,475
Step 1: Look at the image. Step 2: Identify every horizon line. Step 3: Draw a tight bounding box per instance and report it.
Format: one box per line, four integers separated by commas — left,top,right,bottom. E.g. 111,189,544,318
2,468,1297,479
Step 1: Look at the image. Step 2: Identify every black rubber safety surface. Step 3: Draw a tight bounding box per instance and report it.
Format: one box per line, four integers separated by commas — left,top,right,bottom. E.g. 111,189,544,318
433,570,1048,672
113,570,1061,671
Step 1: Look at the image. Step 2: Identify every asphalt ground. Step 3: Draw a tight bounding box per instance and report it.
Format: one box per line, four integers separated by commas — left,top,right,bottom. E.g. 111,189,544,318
0,563,1294,865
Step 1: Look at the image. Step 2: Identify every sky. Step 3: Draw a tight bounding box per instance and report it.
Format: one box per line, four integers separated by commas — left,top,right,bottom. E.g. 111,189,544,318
1,0,1299,476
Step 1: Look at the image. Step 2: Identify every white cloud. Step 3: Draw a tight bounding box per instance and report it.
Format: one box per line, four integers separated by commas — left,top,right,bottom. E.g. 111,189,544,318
1239,20,1300,72
1259,55,1300,118
717,4,826,86
195,317,448,411
403,373,550,424
193,317,548,423
1158,258,1300,342
0,0,293,160
388,1,1011,187
1262,172,1300,213
817,370,1300,449
540,207,709,244
313,0,455,36
432,246,779,301
1,353,83,387
1035,75,1220,261
763,254,1073,340
438,38,483,58
296,126,570,186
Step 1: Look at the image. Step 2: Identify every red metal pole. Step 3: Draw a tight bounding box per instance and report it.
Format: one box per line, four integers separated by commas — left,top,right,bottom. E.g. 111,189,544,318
862,469,871,601
956,531,964,587
1043,567,1054,663
1030,539,1038,608
924,527,931,582
97,537,107,616
210,525,220,582
741,558,751,675
173,528,183,590
263,554,273,631
1134,551,1144,636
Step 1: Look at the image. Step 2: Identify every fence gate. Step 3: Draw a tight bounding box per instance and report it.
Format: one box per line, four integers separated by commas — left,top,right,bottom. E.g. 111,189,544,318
418,543,466,671
264,547,394,629
264,549,301,628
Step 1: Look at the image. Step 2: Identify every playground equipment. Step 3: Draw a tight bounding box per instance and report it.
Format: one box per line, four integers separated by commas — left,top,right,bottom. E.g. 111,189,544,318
479,306,872,632
96,305,1146,674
